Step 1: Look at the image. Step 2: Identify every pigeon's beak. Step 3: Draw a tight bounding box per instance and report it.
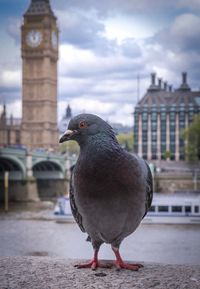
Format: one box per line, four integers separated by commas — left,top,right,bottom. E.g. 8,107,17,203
59,129,78,143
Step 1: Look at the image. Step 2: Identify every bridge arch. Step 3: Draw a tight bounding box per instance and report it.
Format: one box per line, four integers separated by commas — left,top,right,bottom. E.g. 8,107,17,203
0,156,26,180
32,160,64,179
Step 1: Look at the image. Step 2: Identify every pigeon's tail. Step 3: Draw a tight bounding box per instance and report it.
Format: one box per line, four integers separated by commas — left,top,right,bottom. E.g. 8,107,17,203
143,162,153,219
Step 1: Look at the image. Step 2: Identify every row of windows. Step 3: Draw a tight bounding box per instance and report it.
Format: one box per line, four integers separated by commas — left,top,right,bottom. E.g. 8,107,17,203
150,205,199,213
135,111,195,119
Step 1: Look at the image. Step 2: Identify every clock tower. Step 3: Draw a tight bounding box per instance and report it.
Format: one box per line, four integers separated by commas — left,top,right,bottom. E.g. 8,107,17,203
21,0,59,150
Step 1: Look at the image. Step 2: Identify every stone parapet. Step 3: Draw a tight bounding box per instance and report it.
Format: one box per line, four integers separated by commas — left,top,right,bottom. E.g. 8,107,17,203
0,257,199,289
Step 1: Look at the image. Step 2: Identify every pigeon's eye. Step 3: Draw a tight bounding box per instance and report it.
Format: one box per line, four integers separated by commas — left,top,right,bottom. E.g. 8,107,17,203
79,121,87,129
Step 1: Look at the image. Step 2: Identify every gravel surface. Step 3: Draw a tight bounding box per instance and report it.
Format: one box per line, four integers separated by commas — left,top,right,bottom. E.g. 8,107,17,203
0,257,200,289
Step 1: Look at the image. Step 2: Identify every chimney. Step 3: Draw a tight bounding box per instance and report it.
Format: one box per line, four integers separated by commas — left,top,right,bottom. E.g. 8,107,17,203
163,81,167,91
169,85,172,92
151,72,156,86
182,72,187,84
158,78,162,90
148,72,159,92
179,72,191,91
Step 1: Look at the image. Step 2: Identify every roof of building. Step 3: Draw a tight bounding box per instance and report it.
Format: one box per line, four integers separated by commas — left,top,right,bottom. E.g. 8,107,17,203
24,0,55,17
136,72,200,110
137,90,200,108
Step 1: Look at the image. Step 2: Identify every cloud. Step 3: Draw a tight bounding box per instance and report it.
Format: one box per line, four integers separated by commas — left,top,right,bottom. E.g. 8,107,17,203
58,99,133,126
120,39,141,58
53,0,180,17
0,69,21,88
152,14,200,53
58,43,144,109
59,44,143,78
177,0,200,11
6,17,21,44
56,9,118,55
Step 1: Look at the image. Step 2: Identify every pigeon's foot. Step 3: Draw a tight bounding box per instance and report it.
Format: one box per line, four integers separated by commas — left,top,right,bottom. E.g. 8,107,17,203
74,249,112,270
74,259,98,270
74,260,112,270
115,260,143,271
112,247,143,271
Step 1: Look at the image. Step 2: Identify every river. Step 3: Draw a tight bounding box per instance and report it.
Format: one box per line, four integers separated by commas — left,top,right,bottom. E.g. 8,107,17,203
0,218,200,265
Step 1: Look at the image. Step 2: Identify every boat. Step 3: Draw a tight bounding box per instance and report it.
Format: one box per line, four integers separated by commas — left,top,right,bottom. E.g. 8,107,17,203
54,193,200,224
143,193,200,224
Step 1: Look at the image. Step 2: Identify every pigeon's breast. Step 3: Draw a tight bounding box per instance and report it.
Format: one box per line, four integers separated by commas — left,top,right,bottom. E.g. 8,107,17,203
72,151,146,244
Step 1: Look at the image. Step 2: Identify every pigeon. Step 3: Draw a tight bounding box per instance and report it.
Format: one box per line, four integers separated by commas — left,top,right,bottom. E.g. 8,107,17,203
59,113,153,270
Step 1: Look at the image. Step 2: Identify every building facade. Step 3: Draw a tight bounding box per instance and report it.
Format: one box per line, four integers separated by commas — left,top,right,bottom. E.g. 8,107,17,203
0,0,59,150
134,72,200,161
0,105,21,147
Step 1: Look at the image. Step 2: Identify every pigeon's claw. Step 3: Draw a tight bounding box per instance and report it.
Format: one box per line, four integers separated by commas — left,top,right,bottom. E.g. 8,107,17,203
115,261,142,271
75,260,112,270
112,247,143,271
74,259,98,270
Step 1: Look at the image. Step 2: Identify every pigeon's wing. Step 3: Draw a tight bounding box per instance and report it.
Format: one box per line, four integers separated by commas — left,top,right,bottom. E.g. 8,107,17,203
142,162,153,218
69,168,85,232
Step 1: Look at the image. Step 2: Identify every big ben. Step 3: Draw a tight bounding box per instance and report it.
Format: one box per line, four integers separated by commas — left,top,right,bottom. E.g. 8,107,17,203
21,0,59,150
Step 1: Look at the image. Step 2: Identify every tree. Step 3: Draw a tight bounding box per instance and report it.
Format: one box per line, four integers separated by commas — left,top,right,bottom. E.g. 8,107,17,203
182,115,200,163
116,132,134,152
163,150,172,161
59,140,80,156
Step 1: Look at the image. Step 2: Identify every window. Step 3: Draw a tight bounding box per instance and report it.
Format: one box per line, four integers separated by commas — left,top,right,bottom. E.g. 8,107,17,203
161,133,166,142
170,121,175,128
149,206,155,212
172,206,182,213
152,112,157,121
142,122,148,130
185,206,191,213
194,206,199,213
152,132,157,141
179,112,185,121
151,122,157,130
142,134,147,142
161,112,166,120
170,112,175,120
142,146,147,154
158,206,168,212
179,121,185,129
142,113,148,121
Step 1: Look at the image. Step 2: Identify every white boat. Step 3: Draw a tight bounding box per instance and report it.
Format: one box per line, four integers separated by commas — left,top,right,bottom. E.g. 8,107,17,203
143,193,200,224
54,193,200,225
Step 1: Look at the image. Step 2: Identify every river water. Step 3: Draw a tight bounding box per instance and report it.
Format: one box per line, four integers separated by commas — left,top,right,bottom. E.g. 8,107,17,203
0,218,200,265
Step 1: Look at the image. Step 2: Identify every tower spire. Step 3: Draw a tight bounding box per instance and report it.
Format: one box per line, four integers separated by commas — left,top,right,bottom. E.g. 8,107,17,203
25,0,55,17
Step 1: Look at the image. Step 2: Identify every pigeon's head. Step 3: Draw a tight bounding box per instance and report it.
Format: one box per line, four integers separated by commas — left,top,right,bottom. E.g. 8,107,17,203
59,113,115,145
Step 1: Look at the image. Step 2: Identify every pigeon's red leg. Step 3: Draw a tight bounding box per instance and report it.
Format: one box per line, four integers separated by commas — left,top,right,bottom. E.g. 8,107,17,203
74,249,99,270
74,250,112,270
112,247,143,271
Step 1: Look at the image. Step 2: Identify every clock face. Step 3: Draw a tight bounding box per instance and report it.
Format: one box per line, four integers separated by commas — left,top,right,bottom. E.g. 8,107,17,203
26,30,42,48
51,31,57,49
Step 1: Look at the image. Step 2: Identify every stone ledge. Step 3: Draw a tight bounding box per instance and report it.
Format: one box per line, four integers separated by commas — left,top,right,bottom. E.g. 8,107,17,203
0,257,199,289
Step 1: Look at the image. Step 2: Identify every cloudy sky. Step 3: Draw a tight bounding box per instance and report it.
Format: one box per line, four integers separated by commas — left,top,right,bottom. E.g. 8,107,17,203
0,0,200,126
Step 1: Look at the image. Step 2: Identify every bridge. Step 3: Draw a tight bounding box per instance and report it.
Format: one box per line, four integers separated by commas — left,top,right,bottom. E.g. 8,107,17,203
0,147,77,202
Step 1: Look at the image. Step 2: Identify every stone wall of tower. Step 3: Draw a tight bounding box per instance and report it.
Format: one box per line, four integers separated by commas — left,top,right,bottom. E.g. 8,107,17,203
21,0,59,150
